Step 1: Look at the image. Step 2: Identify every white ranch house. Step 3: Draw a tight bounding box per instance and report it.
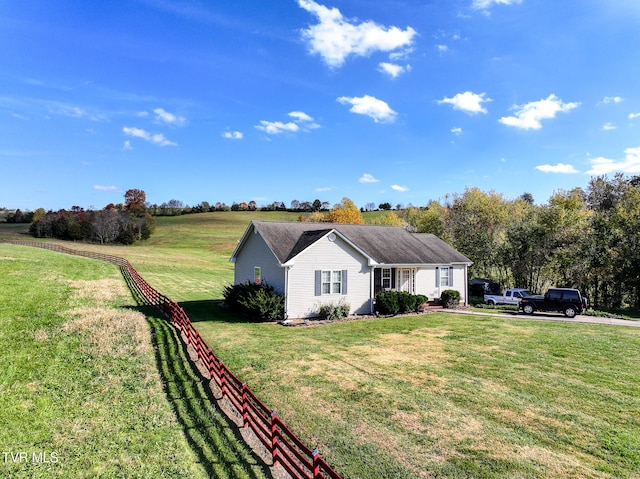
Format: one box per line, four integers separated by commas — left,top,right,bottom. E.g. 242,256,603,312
230,221,473,319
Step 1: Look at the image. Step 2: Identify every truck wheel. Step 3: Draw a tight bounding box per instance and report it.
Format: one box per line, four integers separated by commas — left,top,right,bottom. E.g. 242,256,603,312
564,306,577,318
487,299,495,306
523,304,534,315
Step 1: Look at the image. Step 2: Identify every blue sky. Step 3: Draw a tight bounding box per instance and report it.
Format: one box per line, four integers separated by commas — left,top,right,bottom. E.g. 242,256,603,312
2,0,640,211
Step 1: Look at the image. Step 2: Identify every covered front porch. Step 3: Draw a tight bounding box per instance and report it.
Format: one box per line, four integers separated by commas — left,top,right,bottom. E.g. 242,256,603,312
373,267,416,297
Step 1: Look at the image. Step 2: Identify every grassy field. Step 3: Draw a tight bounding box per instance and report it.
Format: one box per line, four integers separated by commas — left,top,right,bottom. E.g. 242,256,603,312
0,244,268,478
2,213,640,478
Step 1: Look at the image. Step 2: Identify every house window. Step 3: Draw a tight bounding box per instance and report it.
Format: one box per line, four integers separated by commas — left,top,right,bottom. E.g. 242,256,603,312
382,268,391,289
254,267,261,284
440,267,450,287
321,270,342,294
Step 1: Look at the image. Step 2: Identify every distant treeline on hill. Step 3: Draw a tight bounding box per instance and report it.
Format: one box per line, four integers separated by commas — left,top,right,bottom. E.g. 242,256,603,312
1,199,393,223
28,207,155,245
146,199,394,216
13,189,155,245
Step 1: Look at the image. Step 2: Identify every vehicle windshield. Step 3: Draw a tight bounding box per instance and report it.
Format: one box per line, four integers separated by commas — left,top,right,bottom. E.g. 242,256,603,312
518,290,533,297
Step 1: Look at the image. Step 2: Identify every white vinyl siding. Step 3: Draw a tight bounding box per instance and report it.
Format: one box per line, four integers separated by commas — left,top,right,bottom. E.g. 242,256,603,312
233,226,285,293
414,265,467,305
286,234,370,318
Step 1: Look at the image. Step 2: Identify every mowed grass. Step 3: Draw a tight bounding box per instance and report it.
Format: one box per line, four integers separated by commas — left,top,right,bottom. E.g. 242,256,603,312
3,213,640,478
0,245,268,478
196,311,640,479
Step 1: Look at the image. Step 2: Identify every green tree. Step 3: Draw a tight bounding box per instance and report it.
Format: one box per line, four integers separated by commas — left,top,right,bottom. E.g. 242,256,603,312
611,183,640,308
538,188,592,288
447,187,510,282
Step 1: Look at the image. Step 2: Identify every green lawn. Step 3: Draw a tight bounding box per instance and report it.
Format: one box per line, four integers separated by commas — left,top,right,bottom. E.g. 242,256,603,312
3,213,640,478
193,308,640,479
0,244,267,478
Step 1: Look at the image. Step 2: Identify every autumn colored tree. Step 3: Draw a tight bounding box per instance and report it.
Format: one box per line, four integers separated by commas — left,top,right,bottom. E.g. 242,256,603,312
124,189,146,213
325,198,364,224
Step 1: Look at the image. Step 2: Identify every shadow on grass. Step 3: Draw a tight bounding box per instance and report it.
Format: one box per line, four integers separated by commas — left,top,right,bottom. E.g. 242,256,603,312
137,305,272,479
178,300,254,324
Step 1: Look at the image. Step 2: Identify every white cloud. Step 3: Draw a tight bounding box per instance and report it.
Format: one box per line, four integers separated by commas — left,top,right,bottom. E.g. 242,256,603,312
601,96,623,104
255,111,320,135
289,111,313,122
93,185,119,191
49,102,105,121
436,44,449,53
122,126,177,146
337,95,397,123
499,94,580,130
377,62,410,78
255,120,300,134
473,0,522,10
222,131,243,139
359,173,379,183
298,0,417,68
153,108,186,126
629,112,640,120
586,147,640,175
389,48,413,61
391,184,409,192
438,91,491,114
289,111,321,130
602,123,617,131
535,163,579,174
123,140,133,150
451,127,463,135
316,186,334,192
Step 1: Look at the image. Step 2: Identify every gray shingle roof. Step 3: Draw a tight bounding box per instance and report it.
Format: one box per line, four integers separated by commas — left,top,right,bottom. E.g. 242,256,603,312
247,220,472,265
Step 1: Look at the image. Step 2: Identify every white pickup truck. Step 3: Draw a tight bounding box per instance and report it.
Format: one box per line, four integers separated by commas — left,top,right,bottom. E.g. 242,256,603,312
484,288,533,306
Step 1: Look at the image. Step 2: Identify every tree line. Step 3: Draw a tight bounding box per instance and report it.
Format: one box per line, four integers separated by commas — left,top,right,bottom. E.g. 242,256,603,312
28,189,155,245
398,174,640,310
145,198,334,216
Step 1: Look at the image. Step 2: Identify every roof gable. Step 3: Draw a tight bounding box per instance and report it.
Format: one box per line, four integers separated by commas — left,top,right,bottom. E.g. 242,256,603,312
232,220,472,266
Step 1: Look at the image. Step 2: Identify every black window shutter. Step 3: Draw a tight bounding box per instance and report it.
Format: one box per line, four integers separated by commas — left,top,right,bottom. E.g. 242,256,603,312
315,270,321,296
374,268,381,288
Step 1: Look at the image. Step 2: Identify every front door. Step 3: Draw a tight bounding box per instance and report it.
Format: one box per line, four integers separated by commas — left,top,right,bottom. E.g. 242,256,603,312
397,268,414,293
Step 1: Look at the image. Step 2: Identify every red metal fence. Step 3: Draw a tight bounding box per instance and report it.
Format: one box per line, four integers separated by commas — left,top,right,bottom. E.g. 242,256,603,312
3,240,342,479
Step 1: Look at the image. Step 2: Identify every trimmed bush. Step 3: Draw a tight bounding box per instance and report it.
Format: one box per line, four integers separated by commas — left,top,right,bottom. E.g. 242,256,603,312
375,291,429,315
440,289,461,308
223,281,285,322
414,294,428,312
376,290,400,315
397,291,417,313
317,302,350,321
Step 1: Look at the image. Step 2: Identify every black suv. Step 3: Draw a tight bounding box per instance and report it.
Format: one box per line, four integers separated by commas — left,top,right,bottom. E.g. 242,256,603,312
519,288,588,318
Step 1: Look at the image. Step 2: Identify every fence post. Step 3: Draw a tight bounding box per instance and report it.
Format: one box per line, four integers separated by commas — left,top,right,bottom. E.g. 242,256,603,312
242,383,248,428
207,349,216,378
271,411,278,466
313,449,321,479
220,362,226,399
